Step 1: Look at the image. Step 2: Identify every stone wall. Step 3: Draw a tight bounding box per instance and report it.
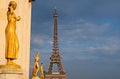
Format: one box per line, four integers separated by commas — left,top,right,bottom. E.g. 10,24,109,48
0,0,32,79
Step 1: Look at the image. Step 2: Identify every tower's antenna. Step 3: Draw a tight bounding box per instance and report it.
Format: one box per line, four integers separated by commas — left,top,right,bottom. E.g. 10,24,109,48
53,0,57,10
54,6,57,10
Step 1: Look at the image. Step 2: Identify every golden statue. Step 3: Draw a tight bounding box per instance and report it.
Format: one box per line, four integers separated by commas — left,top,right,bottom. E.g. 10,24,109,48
32,52,40,79
40,63,45,79
5,1,21,68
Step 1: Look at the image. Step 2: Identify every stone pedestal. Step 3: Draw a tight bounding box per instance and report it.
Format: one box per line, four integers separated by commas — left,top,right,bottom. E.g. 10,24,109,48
0,68,23,79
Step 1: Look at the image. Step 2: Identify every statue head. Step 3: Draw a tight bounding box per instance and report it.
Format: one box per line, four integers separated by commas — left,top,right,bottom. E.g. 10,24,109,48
9,1,17,10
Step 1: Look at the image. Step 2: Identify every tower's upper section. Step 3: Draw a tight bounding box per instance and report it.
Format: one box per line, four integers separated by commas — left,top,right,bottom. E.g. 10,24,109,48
52,9,60,57
53,9,58,17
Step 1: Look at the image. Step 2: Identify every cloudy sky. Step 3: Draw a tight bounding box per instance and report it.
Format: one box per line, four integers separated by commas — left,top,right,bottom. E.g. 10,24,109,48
30,0,120,79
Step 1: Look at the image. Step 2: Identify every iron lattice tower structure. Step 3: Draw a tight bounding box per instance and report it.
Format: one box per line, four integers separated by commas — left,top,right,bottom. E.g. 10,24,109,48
45,9,67,79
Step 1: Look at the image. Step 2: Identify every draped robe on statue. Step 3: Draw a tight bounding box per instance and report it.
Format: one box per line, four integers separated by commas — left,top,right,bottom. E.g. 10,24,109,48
5,10,19,59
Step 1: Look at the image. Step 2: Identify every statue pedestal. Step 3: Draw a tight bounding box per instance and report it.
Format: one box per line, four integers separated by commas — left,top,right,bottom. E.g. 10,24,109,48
0,68,23,79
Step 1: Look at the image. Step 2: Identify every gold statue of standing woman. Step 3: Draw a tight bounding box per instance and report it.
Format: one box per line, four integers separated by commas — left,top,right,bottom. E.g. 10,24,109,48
5,1,21,68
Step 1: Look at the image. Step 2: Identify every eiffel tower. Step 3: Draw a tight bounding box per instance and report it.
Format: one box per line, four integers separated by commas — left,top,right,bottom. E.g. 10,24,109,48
45,9,67,79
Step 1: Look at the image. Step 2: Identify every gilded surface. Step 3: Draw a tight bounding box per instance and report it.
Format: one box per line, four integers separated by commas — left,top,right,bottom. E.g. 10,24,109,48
5,1,21,68
40,63,45,79
32,52,40,78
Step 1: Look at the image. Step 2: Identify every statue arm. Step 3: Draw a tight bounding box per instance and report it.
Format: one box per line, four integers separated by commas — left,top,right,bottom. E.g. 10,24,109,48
7,7,13,21
36,63,39,70
9,6,14,14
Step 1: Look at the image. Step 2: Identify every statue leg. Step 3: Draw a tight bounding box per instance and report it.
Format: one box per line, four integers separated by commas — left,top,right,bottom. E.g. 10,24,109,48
7,59,14,65
7,58,21,68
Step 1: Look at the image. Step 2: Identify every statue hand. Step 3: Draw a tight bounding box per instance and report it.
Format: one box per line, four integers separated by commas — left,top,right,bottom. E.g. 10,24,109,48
9,6,14,14
16,16,21,21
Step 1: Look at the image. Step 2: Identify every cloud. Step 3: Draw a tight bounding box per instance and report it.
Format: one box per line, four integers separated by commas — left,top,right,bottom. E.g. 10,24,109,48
59,19,111,46
31,17,120,64
54,19,120,64
30,34,52,54
31,35,44,45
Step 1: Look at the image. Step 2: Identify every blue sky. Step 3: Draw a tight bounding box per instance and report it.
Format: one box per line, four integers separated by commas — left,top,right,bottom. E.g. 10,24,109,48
30,0,120,79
